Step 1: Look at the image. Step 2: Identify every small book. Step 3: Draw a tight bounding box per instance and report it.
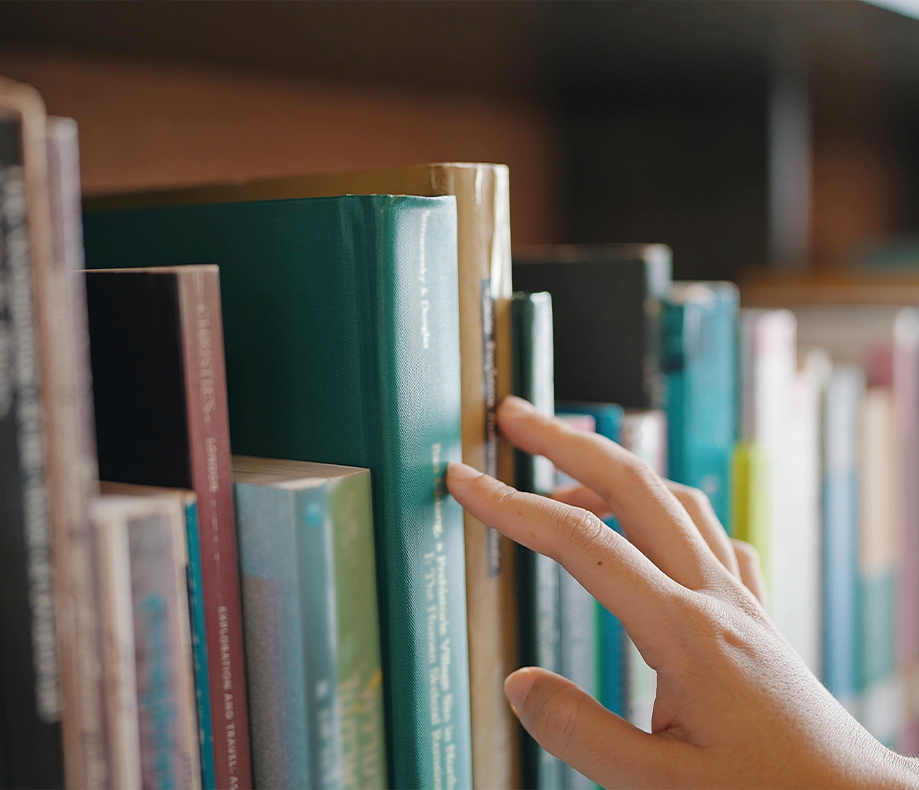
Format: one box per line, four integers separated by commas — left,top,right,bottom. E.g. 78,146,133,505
511,291,563,790
513,244,672,409
100,482,215,790
663,282,738,532
83,194,471,789
233,457,386,790
84,265,250,790
90,493,201,790
86,164,520,787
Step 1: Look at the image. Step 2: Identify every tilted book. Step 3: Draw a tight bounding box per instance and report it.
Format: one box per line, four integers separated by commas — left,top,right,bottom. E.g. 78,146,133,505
83,266,250,790
85,163,519,789
83,194,472,789
513,244,672,409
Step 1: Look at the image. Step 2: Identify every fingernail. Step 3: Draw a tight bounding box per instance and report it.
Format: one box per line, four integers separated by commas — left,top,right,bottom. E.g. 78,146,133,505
501,395,535,418
447,462,481,483
504,668,536,714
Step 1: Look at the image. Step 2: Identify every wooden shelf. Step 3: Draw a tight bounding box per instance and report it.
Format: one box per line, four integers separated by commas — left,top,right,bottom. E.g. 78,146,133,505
741,271,919,306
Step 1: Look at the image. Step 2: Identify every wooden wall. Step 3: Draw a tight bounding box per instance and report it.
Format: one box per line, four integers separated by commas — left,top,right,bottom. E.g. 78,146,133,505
0,48,562,244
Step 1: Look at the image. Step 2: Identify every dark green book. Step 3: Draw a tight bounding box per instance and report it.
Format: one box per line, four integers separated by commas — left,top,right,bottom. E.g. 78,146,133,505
82,194,472,790
511,292,563,790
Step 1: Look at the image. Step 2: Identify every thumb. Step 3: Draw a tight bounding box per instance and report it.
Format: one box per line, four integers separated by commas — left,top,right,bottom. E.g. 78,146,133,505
505,667,671,788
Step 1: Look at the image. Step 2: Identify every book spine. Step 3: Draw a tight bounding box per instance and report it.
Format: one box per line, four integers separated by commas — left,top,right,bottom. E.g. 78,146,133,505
511,291,563,790
177,269,251,790
235,483,310,790
128,506,201,790
45,116,108,790
296,485,343,790
437,164,518,790
328,471,387,790
182,500,216,790
558,569,596,790
369,197,472,789
0,113,65,789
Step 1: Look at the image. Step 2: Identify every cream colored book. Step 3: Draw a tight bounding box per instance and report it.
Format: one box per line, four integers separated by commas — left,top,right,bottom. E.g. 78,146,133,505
88,163,520,788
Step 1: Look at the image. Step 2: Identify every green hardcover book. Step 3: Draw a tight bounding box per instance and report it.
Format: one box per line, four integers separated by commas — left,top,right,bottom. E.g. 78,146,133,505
511,292,564,790
233,457,387,790
82,194,471,790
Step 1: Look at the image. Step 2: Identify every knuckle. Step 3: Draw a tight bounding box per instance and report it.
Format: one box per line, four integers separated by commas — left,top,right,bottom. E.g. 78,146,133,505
680,486,713,515
732,538,760,565
619,458,663,497
553,506,605,556
530,684,582,752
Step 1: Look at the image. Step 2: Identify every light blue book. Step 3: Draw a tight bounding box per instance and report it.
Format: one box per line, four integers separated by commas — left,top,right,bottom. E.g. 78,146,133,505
663,282,739,533
822,366,864,711
234,463,343,790
556,403,625,718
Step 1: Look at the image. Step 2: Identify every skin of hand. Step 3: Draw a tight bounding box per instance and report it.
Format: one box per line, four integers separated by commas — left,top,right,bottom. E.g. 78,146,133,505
446,395,919,790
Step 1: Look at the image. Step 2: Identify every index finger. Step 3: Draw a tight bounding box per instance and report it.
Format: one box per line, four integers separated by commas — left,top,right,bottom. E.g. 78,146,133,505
447,462,682,662
498,396,724,591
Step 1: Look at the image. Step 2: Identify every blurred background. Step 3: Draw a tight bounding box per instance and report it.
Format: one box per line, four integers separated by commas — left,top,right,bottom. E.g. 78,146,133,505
3,0,919,284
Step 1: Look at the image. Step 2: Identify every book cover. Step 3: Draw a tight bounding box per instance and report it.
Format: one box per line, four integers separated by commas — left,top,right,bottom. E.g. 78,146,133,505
100,482,216,790
233,457,388,790
663,282,738,532
87,164,519,787
513,244,672,409
83,194,471,790
0,78,65,790
511,291,563,790
84,266,250,790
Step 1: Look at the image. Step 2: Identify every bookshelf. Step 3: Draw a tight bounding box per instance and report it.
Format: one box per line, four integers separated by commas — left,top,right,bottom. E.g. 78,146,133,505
4,0,919,278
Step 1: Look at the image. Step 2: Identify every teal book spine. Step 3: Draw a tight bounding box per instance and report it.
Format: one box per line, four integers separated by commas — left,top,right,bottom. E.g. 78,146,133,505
511,291,564,790
328,472,388,790
298,485,344,790
235,482,312,789
183,501,216,790
663,283,738,533
83,194,471,790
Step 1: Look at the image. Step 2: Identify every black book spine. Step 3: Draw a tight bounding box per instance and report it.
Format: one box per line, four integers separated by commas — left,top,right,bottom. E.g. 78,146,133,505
0,117,65,789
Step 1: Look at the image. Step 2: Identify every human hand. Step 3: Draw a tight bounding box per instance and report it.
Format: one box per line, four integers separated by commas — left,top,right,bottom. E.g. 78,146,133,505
447,395,919,789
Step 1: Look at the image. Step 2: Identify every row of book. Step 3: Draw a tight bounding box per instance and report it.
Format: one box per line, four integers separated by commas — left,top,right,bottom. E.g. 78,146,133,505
2,71,915,790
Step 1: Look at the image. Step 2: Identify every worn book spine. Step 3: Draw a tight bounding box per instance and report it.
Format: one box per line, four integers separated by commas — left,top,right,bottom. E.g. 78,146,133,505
0,96,65,790
328,470,387,790
128,503,201,790
45,115,107,790
176,269,251,790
